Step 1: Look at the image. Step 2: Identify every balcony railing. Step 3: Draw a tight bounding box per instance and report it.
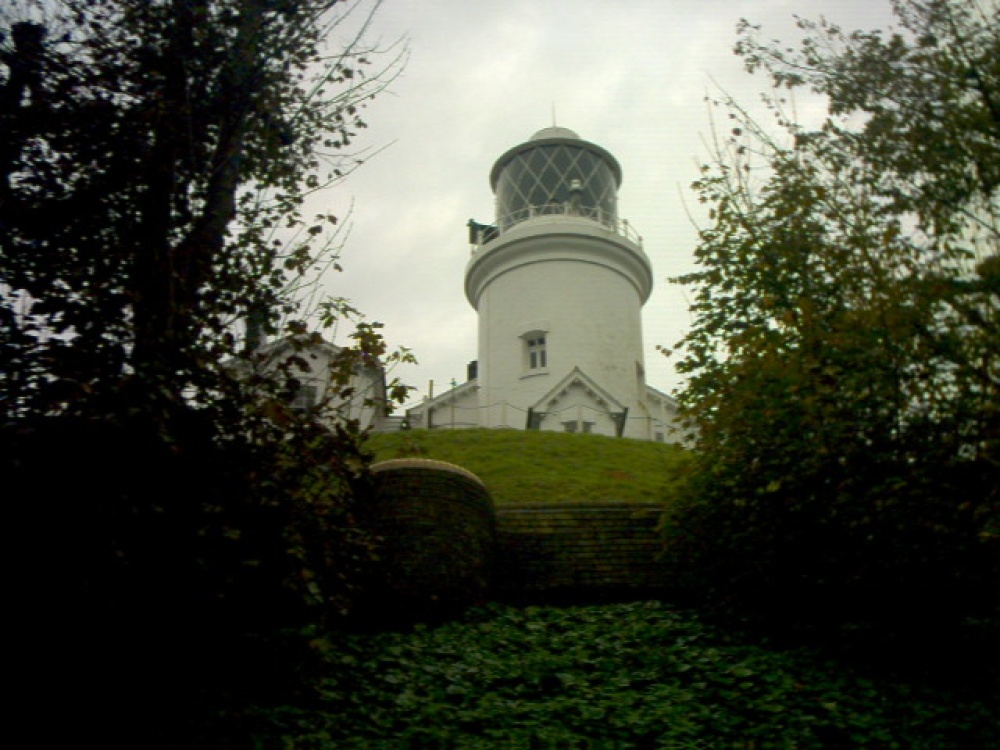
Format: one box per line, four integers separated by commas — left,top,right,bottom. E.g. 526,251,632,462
468,204,642,249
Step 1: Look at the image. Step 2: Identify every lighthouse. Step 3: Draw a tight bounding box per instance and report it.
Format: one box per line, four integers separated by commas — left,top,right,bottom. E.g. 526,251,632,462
410,127,678,441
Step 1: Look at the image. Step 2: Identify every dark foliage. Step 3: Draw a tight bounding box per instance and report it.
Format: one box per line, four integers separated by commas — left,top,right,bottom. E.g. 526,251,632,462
1,1,407,744
5,405,383,745
663,0,999,647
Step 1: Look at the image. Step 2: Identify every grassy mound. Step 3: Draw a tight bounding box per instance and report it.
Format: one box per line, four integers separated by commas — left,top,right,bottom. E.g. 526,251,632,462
364,428,693,506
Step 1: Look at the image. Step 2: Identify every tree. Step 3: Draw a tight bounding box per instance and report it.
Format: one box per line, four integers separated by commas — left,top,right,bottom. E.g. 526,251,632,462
1,1,409,743
663,0,999,642
1,0,406,419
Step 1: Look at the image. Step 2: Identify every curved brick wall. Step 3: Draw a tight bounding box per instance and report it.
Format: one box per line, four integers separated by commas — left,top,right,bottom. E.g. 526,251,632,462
363,459,497,620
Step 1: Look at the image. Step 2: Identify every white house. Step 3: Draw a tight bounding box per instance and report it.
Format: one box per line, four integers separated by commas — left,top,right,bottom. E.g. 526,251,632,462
407,126,681,442
237,335,391,432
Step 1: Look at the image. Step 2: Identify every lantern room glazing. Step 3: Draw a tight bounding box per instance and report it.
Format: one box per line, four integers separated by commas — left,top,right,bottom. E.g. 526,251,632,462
490,127,622,232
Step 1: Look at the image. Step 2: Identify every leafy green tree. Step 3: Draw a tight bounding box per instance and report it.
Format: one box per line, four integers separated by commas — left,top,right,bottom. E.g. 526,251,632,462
1,0,405,419
664,0,999,638
1,1,410,743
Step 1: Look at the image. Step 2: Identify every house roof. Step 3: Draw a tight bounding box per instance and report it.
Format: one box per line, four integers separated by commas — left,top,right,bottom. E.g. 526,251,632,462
530,367,626,415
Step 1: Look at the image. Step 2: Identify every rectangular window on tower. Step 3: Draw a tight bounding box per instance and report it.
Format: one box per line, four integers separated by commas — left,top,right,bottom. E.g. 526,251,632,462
526,336,547,370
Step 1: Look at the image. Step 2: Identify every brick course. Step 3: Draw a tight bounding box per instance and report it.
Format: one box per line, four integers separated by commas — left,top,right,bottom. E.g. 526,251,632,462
366,461,670,613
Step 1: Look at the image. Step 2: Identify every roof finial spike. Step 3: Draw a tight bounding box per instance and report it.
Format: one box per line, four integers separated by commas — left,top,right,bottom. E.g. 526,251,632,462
552,102,557,128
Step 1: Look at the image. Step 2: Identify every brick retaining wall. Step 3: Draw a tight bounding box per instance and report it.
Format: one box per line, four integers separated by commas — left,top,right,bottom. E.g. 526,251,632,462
366,459,670,612
495,502,670,598
364,459,497,619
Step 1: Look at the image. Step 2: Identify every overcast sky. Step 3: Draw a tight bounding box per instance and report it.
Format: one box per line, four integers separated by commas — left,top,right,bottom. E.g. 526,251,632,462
316,0,899,407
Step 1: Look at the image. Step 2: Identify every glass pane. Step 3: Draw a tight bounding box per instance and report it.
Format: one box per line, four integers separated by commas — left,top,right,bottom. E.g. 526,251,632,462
495,142,618,228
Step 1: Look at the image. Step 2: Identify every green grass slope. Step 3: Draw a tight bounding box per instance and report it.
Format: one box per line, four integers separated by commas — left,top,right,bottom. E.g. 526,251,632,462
364,428,693,506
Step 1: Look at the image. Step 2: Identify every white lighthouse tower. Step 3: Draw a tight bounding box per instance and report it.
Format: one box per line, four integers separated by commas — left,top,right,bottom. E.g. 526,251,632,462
410,127,678,441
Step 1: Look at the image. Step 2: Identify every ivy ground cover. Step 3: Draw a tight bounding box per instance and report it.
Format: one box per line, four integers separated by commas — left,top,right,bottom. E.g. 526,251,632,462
264,601,998,748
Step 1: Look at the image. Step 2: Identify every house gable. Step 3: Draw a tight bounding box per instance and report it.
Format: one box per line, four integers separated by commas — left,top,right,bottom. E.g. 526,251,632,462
529,367,628,437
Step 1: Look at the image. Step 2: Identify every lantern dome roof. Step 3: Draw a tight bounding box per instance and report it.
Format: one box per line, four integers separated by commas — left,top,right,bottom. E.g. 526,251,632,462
530,126,580,141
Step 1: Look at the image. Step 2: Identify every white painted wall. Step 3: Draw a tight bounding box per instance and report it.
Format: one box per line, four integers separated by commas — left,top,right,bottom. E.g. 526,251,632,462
242,338,389,432
466,215,653,433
